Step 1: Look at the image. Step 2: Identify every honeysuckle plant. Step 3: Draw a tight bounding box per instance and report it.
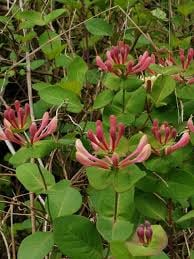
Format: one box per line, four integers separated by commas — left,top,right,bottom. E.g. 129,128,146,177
0,100,57,146
151,119,190,155
1,4,194,257
96,41,155,78
95,41,155,113
158,48,194,85
76,115,151,191
75,115,168,257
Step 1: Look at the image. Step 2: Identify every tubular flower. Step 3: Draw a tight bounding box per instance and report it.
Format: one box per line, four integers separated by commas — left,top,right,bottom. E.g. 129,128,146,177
29,112,57,144
187,116,194,132
152,119,190,155
159,48,194,84
3,100,30,131
0,107,57,146
76,115,151,169
96,41,155,77
136,221,153,246
87,115,125,153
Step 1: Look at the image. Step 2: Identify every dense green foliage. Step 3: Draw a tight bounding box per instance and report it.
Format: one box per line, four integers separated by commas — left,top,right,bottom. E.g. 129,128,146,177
0,0,194,258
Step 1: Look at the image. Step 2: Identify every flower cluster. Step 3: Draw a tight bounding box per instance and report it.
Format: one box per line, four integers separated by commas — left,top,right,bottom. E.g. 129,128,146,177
152,119,190,155
159,48,194,84
136,221,153,246
76,115,151,169
0,100,57,146
96,41,155,77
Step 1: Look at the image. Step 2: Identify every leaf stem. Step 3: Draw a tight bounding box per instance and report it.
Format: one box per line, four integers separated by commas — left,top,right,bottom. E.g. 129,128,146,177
122,89,126,113
36,162,53,223
114,191,119,223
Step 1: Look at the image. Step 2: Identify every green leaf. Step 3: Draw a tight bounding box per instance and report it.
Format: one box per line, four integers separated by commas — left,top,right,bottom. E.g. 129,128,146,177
103,73,121,91
176,210,194,223
145,156,175,174
18,10,45,29
55,54,72,68
16,163,55,194
44,9,65,24
86,167,112,190
38,31,63,60
53,215,103,259
86,69,100,84
113,166,146,192
30,59,45,70
89,186,134,241
46,180,82,219
157,168,194,201
151,75,176,107
67,56,88,84
122,77,143,92
18,232,54,259
125,87,146,114
135,193,167,220
59,79,82,95
85,18,113,36
38,85,83,113
9,140,58,165
97,216,133,242
177,85,194,100
89,186,134,218
93,89,114,109
110,241,133,259
151,8,167,21
21,31,37,42
149,64,182,76
177,2,194,16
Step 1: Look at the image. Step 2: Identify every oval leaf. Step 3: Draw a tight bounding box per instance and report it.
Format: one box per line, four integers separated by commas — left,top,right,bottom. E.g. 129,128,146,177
18,232,54,259
85,18,113,36
16,163,55,194
53,215,103,259
46,180,82,219
93,90,114,109
135,193,167,220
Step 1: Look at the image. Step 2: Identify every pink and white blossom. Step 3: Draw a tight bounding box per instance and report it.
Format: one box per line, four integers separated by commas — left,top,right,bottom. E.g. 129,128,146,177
96,41,155,77
76,115,151,169
152,119,190,155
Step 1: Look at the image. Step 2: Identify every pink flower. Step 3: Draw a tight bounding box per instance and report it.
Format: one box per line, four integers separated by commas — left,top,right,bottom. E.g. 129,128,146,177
76,115,151,169
0,104,57,146
0,128,26,145
152,119,190,155
179,48,194,70
87,115,125,153
159,48,194,85
29,112,57,144
96,41,155,77
3,100,30,131
187,116,194,132
136,221,153,246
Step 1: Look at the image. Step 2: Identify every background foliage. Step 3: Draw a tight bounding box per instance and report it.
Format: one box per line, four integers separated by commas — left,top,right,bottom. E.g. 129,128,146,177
0,0,194,258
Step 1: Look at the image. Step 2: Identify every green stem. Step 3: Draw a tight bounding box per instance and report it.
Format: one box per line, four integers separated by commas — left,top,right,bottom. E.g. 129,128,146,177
36,162,53,223
122,89,126,113
104,245,110,259
104,191,119,259
114,191,119,223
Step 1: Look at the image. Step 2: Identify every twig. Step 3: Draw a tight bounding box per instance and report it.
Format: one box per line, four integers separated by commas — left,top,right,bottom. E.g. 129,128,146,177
6,5,119,72
0,228,11,259
10,203,16,259
118,6,159,51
